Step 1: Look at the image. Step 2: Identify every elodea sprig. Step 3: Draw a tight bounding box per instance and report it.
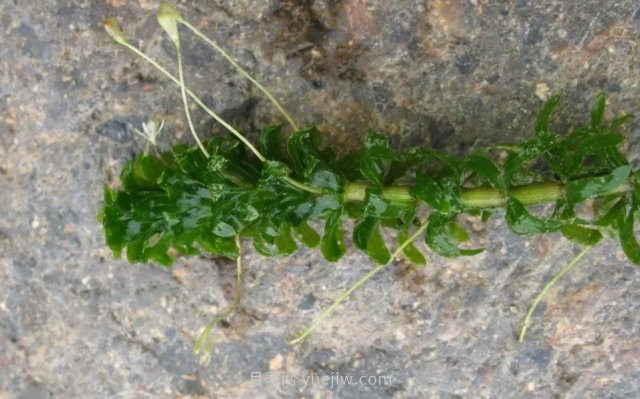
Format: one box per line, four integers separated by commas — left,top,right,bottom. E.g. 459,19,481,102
101,94,639,333
101,93,638,266
102,4,639,352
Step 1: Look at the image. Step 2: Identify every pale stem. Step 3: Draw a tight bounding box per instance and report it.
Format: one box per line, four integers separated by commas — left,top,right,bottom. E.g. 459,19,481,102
180,19,299,131
116,40,267,162
194,236,244,364
288,220,430,344
176,42,210,157
518,245,592,342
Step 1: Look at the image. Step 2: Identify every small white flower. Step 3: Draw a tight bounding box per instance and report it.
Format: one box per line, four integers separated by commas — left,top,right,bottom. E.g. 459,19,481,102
134,119,165,147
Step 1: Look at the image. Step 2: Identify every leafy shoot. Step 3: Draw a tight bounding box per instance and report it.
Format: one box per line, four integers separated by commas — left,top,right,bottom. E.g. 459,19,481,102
102,6,640,347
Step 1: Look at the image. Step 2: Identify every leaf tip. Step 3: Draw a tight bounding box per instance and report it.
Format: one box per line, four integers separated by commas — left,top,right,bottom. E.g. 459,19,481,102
104,17,128,45
157,2,182,46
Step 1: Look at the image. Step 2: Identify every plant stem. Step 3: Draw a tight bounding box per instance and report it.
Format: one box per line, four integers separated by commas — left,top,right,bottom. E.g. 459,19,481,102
283,176,325,195
176,41,210,158
116,40,325,195
179,19,300,131
194,236,244,364
289,220,430,344
518,245,592,342
117,40,267,162
343,178,633,209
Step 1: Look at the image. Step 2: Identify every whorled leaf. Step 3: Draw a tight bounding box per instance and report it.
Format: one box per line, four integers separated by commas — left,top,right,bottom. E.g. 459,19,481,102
561,224,603,246
357,131,398,186
464,153,507,191
353,216,391,264
425,212,483,257
321,208,346,262
397,228,426,266
565,165,631,203
620,177,640,264
505,198,565,235
102,92,639,269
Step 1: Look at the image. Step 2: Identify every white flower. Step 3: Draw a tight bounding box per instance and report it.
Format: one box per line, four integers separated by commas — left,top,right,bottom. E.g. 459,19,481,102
134,119,165,147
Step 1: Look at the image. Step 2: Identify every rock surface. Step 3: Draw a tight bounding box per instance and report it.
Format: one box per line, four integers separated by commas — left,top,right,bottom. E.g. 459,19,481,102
1,1,639,398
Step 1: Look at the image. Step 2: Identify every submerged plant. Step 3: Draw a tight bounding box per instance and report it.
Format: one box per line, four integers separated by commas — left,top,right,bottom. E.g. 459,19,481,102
101,3,638,361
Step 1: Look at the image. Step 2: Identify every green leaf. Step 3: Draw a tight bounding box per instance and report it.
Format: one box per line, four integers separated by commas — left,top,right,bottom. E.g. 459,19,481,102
207,152,259,186
365,221,391,264
397,228,426,266
505,198,565,235
364,131,390,149
253,229,279,256
465,153,506,191
359,155,385,186
543,125,625,180
535,94,561,134
197,234,238,259
121,153,167,189
353,216,376,250
594,198,626,229
294,221,320,248
610,114,634,130
259,125,287,160
275,223,297,255
619,178,640,264
261,160,291,182
565,165,630,203
504,131,558,184
425,213,484,257
363,188,416,219
213,221,236,237
590,92,606,129
620,207,640,264
561,224,603,246
551,198,575,220
443,221,470,243
310,194,342,218
321,209,346,262
353,217,390,264
287,127,326,179
411,174,461,214
383,150,421,185
103,140,260,266
357,131,398,186
310,167,343,192
481,210,493,222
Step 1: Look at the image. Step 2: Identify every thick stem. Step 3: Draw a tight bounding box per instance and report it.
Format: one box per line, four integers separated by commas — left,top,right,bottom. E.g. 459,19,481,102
343,178,633,209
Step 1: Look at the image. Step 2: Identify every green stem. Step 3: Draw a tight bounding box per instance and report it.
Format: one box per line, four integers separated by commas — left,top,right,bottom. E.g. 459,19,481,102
343,178,632,209
118,40,267,162
283,176,325,195
194,236,244,364
288,220,429,344
176,41,210,158
518,245,592,342
179,19,300,131
116,40,326,196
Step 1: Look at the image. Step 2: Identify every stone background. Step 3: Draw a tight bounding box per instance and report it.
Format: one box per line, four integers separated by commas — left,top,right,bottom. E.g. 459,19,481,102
1,0,639,398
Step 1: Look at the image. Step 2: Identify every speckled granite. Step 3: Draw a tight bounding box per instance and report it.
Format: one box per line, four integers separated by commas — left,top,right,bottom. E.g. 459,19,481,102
1,1,639,398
